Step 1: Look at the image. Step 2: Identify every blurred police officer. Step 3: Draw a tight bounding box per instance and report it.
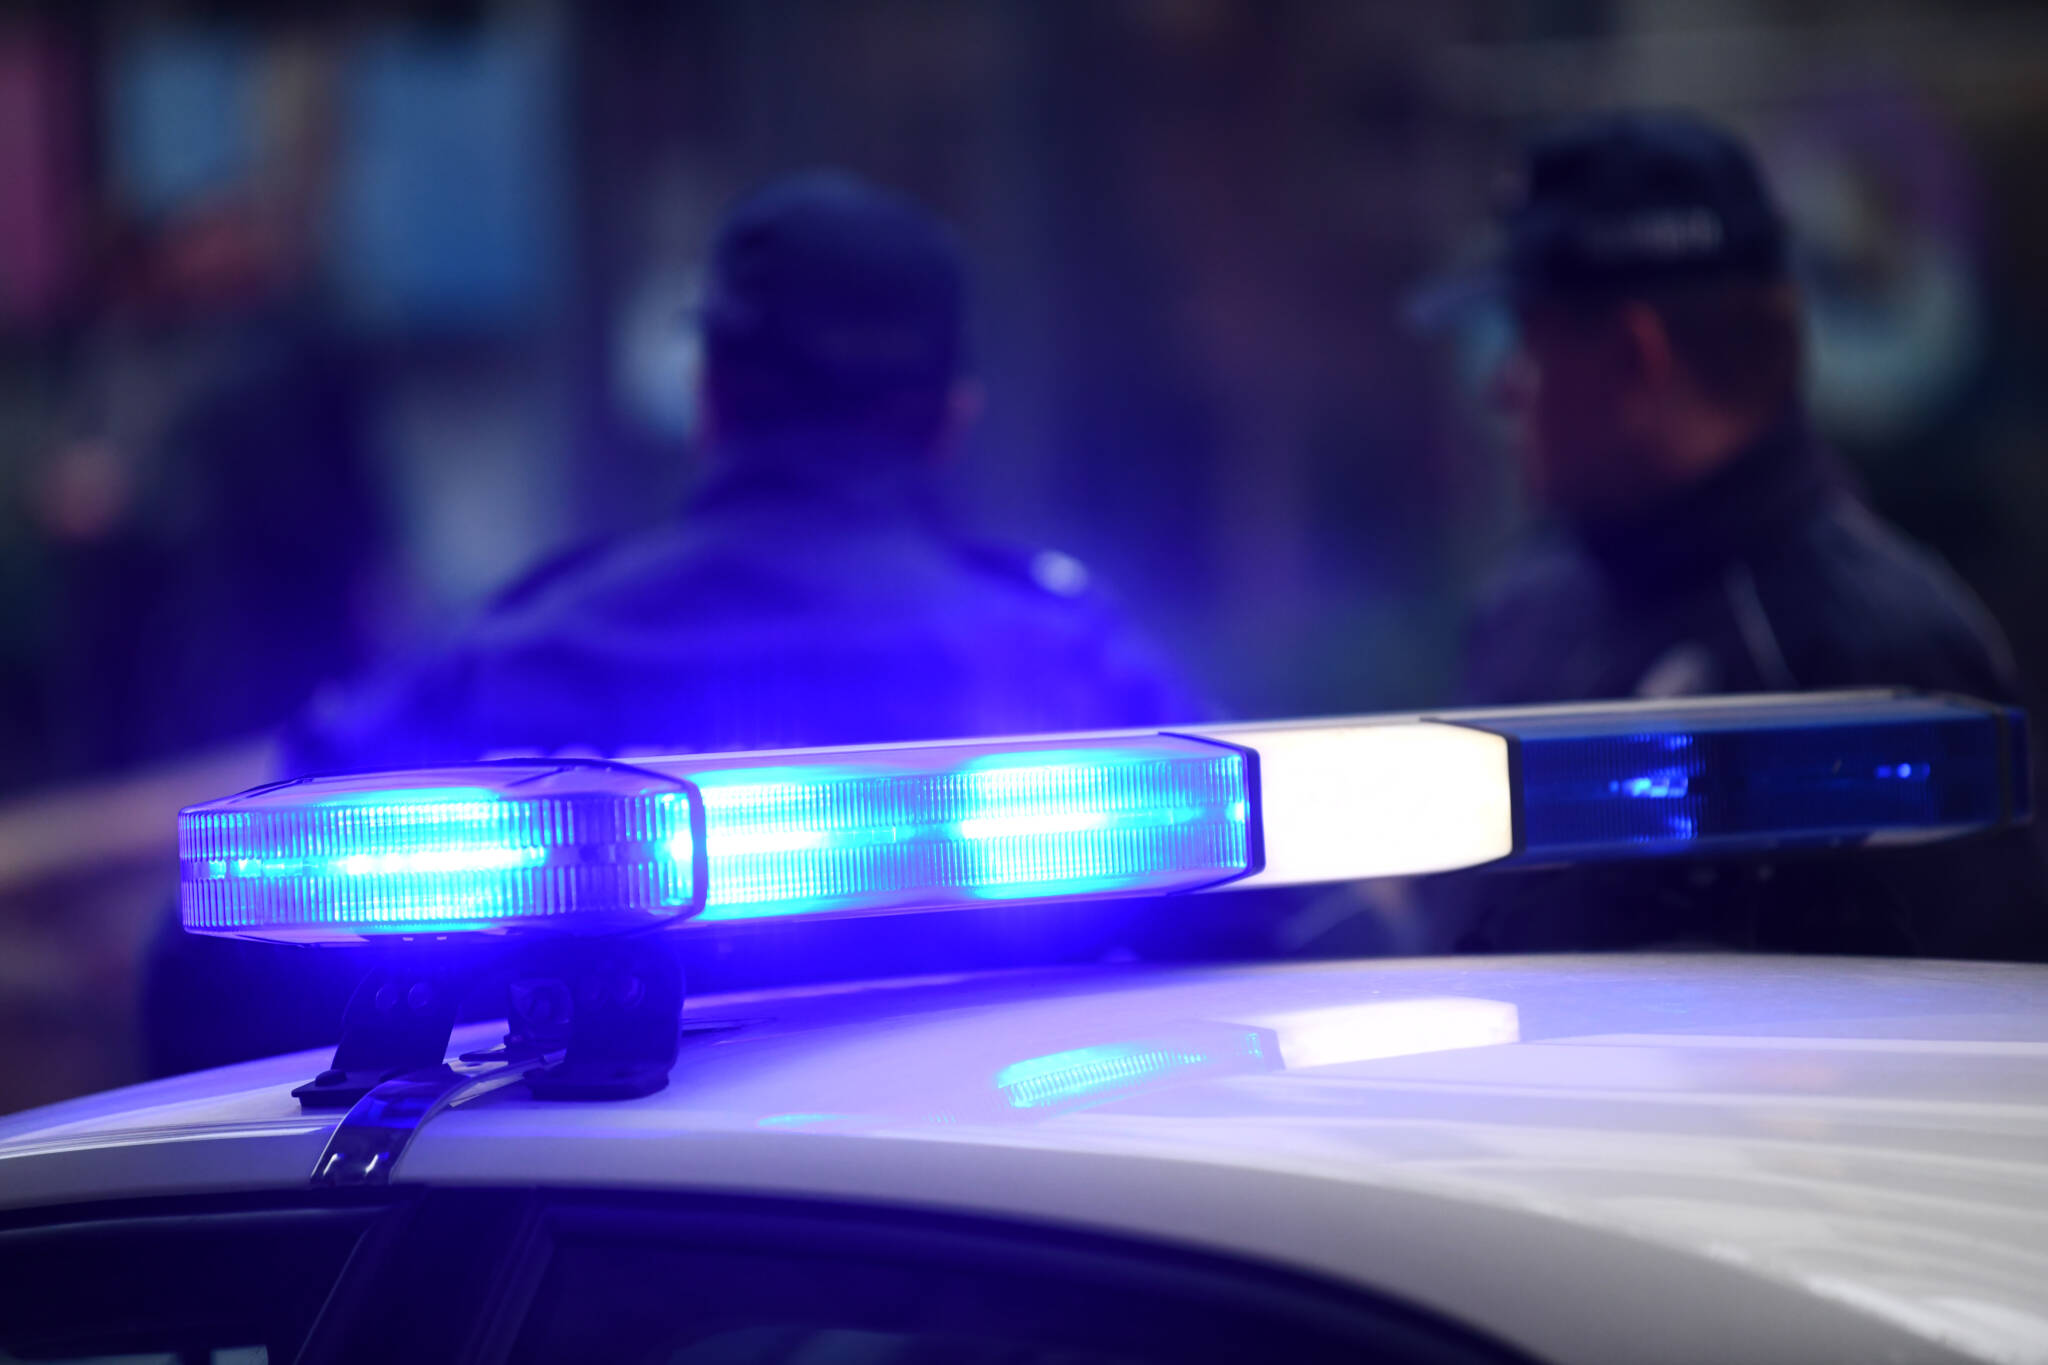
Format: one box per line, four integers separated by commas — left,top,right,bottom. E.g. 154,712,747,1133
291,171,1205,769
145,172,1208,1073
1418,110,2047,959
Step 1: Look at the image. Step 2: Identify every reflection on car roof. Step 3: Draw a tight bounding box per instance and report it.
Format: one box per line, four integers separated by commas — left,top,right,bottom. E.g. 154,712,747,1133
4,954,2046,1365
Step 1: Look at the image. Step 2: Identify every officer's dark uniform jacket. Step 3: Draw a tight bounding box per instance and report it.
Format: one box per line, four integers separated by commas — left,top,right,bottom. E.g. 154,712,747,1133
288,434,1207,773
1461,414,2020,705
1446,412,2048,960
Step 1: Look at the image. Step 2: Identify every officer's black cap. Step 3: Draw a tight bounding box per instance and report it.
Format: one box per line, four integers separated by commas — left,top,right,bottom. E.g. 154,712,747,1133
1412,109,1791,326
700,171,966,395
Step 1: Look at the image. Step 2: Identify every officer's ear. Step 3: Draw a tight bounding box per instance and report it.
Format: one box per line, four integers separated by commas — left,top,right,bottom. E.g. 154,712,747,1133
695,352,726,453
1614,301,1679,397
931,378,985,465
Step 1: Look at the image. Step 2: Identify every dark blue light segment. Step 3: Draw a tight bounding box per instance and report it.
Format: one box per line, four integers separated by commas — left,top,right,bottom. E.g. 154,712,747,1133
1481,694,2025,862
681,738,1253,922
180,765,699,940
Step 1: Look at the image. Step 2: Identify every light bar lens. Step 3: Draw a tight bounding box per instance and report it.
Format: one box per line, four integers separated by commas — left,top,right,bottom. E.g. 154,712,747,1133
180,764,701,941
674,737,1254,923
1489,695,2026,861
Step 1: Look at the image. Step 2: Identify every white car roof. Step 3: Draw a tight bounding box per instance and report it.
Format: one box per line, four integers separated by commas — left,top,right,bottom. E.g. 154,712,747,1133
3,953,2046,1364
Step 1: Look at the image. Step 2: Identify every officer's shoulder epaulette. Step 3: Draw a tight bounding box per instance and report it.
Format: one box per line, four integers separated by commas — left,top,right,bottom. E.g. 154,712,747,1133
954,541,1097,604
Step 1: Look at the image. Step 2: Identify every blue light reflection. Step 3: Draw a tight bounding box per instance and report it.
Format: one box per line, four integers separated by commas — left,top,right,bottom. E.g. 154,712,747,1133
996,1028,1270,1110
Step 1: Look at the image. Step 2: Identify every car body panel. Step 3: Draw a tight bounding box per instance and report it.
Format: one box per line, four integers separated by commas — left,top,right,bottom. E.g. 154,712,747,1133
0,1049,334,1208
2,954,2045,1364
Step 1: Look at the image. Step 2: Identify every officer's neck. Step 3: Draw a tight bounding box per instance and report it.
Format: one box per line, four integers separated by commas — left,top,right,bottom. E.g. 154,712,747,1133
711,421,936,470
696,426,942,520
1575,404,1820,586
1646,394,1779,498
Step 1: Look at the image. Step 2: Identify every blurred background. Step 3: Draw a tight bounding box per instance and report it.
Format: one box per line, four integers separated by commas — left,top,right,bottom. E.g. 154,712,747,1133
4,0,2048,1111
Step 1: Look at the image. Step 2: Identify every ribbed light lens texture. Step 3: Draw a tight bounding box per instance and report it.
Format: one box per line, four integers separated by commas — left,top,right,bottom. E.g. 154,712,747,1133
181,768,697,940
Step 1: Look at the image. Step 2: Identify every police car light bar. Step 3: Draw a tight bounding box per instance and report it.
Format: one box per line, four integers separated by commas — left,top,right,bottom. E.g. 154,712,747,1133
178,691,2027,945
180,761,707,941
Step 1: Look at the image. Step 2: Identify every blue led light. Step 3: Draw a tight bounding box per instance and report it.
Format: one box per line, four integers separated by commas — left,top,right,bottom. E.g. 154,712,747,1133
180,764,703,941
996,1027,1273,1110
1483,695,2026,862
675,738,1253,923
1612,770,1690,799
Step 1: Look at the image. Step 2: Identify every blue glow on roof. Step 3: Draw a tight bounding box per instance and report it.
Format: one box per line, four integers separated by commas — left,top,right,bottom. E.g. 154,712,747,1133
756,1112,845,1128
996,1028,1271,1110
683,741,1252,923
180,768,699,939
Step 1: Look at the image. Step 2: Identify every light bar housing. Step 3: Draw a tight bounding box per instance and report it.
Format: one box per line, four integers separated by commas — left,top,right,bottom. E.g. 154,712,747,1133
178,691,2027,943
